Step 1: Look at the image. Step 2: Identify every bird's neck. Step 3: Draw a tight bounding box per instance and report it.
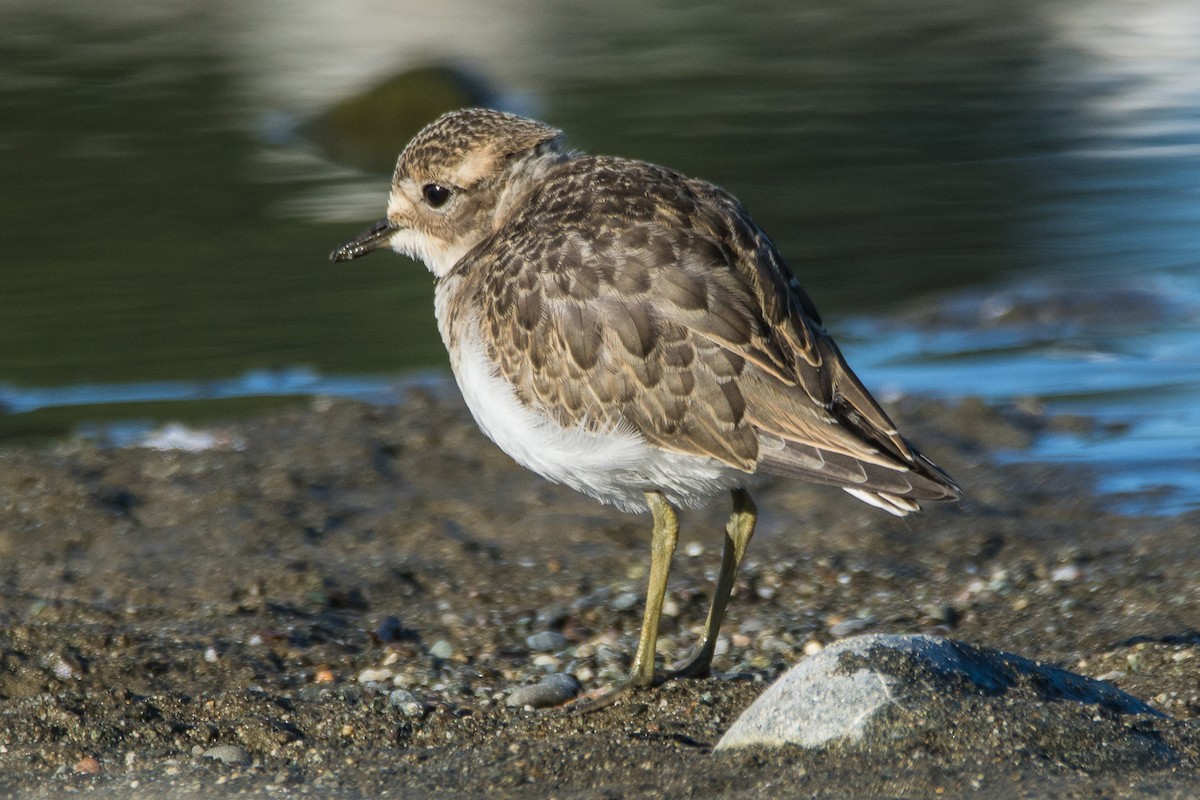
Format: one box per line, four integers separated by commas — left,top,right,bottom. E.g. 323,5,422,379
490,146,572,234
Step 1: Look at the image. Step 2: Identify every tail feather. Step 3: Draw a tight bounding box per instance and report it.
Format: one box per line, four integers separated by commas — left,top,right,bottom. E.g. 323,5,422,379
759,437,958,496
842,488,921,517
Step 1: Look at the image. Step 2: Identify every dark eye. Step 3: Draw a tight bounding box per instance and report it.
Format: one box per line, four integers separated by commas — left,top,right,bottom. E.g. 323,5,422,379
422,183,452,208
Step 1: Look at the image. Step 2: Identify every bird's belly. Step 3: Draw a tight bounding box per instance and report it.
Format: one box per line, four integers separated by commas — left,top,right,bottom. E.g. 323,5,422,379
445,324,746,514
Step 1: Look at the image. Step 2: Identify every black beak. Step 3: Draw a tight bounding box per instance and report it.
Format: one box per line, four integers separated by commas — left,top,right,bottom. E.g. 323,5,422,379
329,218,398,262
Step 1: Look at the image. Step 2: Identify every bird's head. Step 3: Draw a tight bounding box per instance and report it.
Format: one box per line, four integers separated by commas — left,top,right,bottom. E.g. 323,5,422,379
330,108,565,277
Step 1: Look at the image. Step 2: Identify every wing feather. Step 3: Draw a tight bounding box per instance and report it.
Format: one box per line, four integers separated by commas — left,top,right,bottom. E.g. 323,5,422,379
460,156,959,505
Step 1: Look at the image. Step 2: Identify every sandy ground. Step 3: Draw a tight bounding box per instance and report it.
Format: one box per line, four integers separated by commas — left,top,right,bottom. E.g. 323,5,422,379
1,388,1198,798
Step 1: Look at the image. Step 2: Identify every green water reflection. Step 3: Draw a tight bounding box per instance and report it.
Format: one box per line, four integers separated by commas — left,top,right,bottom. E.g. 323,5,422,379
0,2,1055,393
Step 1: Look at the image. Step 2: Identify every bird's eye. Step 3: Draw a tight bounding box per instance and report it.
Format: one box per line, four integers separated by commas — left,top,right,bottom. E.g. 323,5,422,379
422,183,452,208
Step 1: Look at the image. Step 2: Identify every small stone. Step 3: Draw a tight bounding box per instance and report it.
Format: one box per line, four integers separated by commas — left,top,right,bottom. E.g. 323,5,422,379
51,653,82,681
612,592,639,611
506,673,581,709
1051,564,1082,582
202,745,251,766
73,756,102,774
533,653,561,670
526,630,568,652
429,639,454,660
389,689,427,718
357,668,394,684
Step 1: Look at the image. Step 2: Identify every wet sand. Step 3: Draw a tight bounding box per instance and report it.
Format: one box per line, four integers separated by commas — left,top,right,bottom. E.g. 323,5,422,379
1,389,1198,798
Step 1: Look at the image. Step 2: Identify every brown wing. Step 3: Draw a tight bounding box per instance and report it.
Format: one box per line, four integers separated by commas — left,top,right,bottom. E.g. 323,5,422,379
469,157,959,503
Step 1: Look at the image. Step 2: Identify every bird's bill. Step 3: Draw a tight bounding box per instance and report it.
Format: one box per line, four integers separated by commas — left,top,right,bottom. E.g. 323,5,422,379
329,218,397,262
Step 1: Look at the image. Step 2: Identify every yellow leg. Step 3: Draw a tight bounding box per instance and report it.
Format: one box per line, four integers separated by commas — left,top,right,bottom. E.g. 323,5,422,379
629,490,680,687
569,489,756,713
670,488,757,679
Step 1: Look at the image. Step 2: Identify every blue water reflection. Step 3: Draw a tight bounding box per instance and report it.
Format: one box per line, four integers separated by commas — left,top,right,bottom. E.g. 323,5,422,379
842,275,1200,514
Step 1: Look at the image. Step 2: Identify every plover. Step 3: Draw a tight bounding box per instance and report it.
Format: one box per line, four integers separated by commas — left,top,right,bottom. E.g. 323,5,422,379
331,108,959,704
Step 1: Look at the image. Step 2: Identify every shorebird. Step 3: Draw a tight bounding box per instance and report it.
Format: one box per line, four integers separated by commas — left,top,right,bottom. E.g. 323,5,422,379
331,108,959,705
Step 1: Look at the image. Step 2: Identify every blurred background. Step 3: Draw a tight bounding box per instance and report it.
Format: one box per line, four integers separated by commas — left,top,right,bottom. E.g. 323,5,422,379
0,0,1197,511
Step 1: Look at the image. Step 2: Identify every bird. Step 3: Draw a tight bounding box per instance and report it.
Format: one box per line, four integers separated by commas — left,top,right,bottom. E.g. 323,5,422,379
331,108,960,706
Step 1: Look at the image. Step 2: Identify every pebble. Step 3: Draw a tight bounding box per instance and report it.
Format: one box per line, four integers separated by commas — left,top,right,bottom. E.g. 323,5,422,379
532,653,561,670
429,639,454,660
526,630,568,652
73,756,102,774
612,592,640,611
389,689,428,718
202,745,252,766
357,667,394,684
1051,563,1082,582
506,673,581,709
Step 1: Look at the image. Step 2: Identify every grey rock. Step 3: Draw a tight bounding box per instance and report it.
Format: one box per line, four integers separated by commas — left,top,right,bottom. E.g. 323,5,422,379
202,745,252,766
388,689,428,718
717,633,1170,769
428,639,454,660
612,592,639,611
526,630,568,652
506,672,581,709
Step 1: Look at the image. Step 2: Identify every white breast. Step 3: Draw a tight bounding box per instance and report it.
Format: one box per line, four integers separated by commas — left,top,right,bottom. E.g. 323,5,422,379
435,293,746,514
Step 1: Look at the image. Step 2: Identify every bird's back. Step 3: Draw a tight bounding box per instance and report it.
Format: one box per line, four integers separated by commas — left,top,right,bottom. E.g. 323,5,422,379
449,154,959,512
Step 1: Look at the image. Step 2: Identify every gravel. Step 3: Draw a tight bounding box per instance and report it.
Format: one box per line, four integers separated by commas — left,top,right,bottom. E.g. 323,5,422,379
0,393,1198,798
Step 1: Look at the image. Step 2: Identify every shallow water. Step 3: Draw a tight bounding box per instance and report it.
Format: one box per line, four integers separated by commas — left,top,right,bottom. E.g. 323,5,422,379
1,1,1197,511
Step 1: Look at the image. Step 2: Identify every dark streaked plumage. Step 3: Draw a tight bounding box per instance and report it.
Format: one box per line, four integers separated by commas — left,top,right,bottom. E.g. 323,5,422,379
470,156,956,508
332,108,959,705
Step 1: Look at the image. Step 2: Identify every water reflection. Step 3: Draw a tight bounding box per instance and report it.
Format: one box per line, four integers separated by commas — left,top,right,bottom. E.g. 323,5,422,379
0,0,1197,510
841,273,1200,513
